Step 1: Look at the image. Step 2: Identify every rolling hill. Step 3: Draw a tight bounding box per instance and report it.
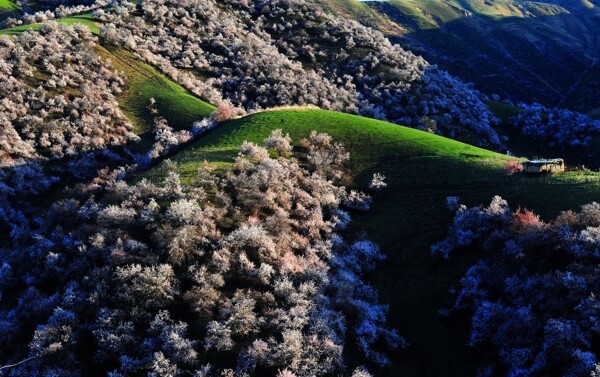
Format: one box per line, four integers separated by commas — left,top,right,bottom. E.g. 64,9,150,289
143,108,600,376
3,1,600,375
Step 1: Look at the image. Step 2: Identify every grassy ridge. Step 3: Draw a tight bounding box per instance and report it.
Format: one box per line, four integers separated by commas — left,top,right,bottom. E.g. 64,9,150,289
96,46,215,150
144,108,600,376
143,108,507,185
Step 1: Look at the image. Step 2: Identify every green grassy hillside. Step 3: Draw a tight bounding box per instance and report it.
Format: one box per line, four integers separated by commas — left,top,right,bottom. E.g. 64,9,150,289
0,0,18,10
96,46,216,150
143,108,600,376
145,108,506,183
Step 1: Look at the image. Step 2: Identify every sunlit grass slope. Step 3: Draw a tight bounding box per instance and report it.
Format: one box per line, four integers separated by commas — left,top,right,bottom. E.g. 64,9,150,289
144,108,600,375
145,108,506,184
0,0,19,22
96,46,215,150
314,0,404,34
0,0,18,11
382,0,570,25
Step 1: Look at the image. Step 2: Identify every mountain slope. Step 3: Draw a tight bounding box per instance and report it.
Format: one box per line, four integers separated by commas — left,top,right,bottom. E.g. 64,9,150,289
356,0,600,108
144,108,600,376
100,0,503,148
3,1,600,375
560,61,600,117
0,18,215,152
310,0,404,34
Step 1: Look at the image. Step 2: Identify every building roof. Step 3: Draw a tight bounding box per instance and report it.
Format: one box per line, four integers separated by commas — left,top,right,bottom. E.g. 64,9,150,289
524,158,564,165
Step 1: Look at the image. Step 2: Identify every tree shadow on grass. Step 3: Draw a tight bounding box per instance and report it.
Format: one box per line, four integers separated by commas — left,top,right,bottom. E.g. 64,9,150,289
349,151,600,376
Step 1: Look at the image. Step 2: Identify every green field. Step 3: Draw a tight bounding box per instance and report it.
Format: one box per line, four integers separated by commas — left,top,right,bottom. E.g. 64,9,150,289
142,108,600,375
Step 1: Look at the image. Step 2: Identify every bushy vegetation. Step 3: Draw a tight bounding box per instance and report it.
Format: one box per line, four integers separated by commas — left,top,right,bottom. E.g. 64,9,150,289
5,1,600,376
0,22,139,241
0,21,135,166
0,19,218,269
0,132,400,376
509,102,600,148
96,0,501,147
434,196,600,376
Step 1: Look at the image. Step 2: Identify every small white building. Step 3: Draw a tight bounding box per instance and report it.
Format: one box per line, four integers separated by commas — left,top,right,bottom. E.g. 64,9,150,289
522,159,565,174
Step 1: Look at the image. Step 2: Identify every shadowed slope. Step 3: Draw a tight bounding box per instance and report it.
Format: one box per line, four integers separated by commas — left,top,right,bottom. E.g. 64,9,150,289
361,0,600,108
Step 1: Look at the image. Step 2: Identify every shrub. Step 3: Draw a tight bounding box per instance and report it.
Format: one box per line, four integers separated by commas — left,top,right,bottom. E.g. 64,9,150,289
435,196,600,376
369,173,387,191
0,133,400,376
502,159,523,176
